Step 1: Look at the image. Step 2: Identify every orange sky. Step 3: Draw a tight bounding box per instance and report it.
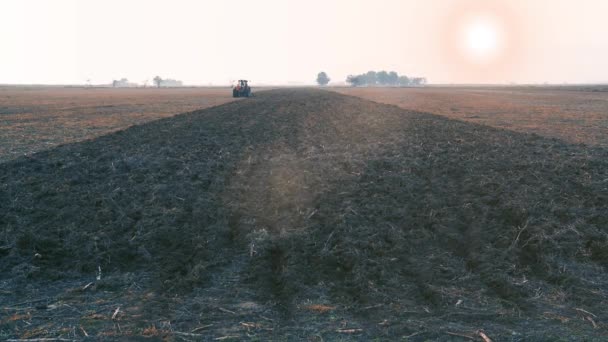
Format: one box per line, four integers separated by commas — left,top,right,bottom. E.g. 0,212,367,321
1,0,607,85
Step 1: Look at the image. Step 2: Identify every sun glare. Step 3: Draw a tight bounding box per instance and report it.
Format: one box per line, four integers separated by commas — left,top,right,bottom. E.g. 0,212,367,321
460,17,503,64
440,0,521,80
467,22,497,55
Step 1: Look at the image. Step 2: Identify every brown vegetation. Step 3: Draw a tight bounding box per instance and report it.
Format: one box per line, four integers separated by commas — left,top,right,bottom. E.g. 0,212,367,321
332,86,608,147
0,86,236,162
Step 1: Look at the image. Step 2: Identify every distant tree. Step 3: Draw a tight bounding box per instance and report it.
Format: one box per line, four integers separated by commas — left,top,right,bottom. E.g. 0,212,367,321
364,71,377,86
112,78,132,88
388,71,399,86
346,75,363,87
153,76,162,88
160,78,183,87
346,71,424,87
398,75,410,87
376,71,389,85
411,77,427,86
316,72,330,86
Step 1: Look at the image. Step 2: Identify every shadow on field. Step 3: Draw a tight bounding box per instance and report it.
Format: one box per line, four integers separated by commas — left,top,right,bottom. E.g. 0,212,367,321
1,89,607,340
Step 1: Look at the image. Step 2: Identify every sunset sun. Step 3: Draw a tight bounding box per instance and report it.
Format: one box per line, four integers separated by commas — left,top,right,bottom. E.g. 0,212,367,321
440,0,522,77
460,16,504,64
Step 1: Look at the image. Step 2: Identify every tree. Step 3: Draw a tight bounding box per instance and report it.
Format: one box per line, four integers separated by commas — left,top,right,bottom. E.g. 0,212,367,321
388,71,399,86
160,79,183,87
153,76,162,88
376,71,389,85
345,71,425,87
398,75,410,87
316,72,330,86
364,71,377,86
346,75,363,87
411,77,427,86
112,78,131,88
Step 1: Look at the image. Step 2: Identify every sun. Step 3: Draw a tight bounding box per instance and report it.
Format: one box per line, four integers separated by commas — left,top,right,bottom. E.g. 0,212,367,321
466,21,498,57
440,0,524,82
460,16,504,64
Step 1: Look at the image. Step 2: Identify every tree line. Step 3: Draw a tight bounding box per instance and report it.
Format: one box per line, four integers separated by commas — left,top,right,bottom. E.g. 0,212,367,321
153,76,183,87
346,71,426,87
316,71,427,87
110,76,183,88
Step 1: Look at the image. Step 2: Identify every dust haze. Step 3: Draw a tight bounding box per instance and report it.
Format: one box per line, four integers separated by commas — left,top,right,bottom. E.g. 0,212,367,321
2,0,608,85
2,1,608,340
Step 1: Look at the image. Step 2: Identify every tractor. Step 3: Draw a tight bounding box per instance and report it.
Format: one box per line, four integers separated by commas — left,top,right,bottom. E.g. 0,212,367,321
232,80,252,98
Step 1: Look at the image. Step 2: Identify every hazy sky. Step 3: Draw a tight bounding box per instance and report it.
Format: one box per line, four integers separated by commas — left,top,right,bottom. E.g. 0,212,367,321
2,0,607,85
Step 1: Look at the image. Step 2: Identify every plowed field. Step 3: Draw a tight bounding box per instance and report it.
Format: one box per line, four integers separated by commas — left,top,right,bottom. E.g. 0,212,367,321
333,86,608,148
0,87,236,163
1,89,607,340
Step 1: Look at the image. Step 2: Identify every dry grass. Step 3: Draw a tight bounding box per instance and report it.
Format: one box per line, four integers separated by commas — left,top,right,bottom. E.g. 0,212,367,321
332,86,608,147
0,86,237,162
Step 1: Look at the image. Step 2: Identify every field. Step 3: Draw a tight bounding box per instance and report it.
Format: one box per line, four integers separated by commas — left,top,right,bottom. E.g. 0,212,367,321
0,87,237,163
332,86,608,147
1,88,608,340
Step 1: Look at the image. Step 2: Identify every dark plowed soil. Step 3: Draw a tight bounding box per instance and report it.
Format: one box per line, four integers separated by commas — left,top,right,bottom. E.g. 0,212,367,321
1,89,607,340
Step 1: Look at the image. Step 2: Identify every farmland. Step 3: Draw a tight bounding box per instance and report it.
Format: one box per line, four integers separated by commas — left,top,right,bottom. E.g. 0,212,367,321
0,87,237,163
333,86,608,147
1,88,607,340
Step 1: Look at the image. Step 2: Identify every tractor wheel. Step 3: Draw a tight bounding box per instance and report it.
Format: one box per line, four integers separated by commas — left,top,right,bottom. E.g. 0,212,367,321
232,89,238,98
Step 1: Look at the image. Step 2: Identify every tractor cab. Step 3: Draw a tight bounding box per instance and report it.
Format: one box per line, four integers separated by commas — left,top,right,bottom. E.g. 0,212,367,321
233,80,252,98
